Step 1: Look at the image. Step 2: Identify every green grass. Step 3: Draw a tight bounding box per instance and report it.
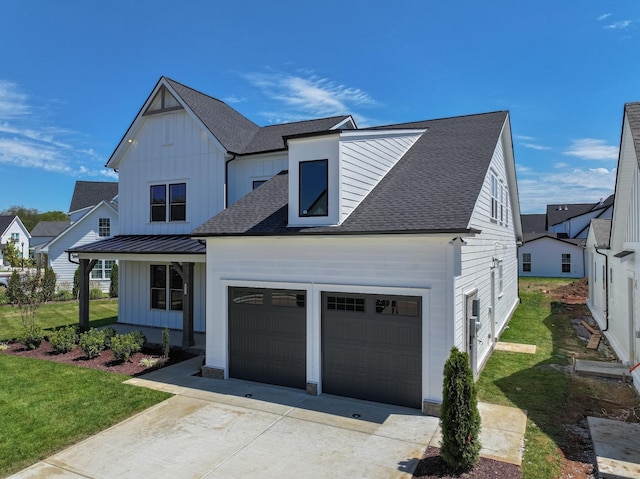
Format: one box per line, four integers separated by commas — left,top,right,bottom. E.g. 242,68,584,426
478,277,574,479
0,354,170,477
0,299,118,341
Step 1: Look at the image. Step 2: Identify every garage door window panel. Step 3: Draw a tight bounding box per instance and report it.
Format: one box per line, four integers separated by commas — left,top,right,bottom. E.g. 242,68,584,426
375,298,419,316
327,295,365,312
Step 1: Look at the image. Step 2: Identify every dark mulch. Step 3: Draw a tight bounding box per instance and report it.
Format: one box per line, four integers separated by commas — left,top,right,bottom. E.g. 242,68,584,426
412,447,521,479
0,340,197,376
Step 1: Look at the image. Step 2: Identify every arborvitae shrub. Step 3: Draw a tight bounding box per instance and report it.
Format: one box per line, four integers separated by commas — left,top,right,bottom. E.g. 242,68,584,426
440,346,481,472
109,263,118,298
41,267,56,302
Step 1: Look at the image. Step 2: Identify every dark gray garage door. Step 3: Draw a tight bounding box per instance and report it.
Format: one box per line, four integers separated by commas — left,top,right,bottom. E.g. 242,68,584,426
229,287,306,389
322,292,422,408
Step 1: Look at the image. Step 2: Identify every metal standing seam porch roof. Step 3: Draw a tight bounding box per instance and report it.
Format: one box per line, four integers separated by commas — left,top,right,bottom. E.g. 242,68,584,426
68,235,206,255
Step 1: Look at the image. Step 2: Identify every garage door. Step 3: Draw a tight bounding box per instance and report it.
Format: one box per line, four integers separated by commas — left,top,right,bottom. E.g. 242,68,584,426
228,287,306,389
322,292,422,408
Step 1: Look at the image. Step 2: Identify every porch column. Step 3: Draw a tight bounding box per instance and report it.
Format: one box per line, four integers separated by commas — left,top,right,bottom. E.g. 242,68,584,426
172,261,195,348
78,259,98,331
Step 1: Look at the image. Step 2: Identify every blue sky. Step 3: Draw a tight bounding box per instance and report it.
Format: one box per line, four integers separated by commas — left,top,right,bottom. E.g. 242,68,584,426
0,1,637,216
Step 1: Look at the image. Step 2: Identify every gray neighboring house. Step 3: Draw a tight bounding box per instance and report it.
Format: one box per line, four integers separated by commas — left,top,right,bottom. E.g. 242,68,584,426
30,220,71,266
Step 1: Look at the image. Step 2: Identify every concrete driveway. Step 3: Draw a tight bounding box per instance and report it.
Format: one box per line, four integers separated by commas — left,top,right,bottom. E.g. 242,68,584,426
10,357,438,478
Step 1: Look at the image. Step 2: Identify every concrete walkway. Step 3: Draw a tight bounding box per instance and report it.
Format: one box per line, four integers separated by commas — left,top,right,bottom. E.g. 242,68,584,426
9,357,527,479
588,417,640,479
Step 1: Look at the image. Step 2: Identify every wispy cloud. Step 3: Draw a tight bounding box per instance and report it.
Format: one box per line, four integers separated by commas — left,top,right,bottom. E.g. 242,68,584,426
597,13,611,21
242,71,377,124
563,138,618,160
518,165,616,213
0,81,113,178
605,20,633,30
554,162,569,168
515,134,551,151
522,143,551,151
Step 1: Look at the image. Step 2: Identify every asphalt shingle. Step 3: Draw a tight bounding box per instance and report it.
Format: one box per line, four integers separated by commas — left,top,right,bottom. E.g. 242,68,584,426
69,181,118,213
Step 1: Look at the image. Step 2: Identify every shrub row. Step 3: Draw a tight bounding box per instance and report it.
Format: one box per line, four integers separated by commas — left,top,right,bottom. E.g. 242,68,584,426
47,327,146,362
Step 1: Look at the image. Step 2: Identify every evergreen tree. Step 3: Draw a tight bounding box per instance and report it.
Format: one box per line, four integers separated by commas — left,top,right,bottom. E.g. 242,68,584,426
41,267,57,302
440,347,481,472
7,270,22,305
109,263,118,298
72,267,80,300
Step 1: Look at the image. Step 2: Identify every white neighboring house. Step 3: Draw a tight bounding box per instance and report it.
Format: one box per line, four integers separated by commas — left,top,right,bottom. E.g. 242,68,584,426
72,77,522,413
0,216,30,267
518,196,613,278
586,102,640,391
30,220,70,267
43,201,118,292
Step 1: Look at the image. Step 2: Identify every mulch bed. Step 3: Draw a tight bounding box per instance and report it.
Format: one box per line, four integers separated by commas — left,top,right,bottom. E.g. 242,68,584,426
0,340,197,376
412,447,521,479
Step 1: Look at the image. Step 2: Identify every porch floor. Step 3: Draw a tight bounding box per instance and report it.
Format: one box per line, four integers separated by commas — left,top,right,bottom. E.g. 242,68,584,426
105,323,206,354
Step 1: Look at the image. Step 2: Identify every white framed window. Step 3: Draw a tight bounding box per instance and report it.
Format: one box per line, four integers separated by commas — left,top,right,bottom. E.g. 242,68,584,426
522,253,531,272
562,254,571,273
98,218,110,237
10,232,19,242
490,173,508,225
91,260,115,280
491,174,499,220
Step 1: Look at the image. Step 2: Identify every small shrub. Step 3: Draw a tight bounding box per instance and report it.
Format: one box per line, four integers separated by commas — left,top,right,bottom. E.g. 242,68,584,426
55,290,74,301
111,333,144,363
19,325,44,350
78,328,107,359
102,327,117,348
41,267,56,302
89,288,103,300
162,327,171,360
139,357,161,368
130,330,146,349
440,347,481,473
49,325,78,354
0,342,8,351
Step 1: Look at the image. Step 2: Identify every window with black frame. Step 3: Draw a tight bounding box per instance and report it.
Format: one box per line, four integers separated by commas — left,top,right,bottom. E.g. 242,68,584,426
299,159,328,217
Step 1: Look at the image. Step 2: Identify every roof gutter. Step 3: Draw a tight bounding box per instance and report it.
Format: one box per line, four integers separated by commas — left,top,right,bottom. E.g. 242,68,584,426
594,247,609,331
224,154,236,208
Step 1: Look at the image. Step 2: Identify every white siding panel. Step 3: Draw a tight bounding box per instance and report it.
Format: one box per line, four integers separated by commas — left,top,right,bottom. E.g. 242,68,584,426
118,111,226,234
458,122,520,371
228,153,288,205
518,239,585,278
340,134,421,221
118,260,206,331
205,235,451,403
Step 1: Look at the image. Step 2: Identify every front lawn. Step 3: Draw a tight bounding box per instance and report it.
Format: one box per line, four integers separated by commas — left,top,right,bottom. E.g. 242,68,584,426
0,354,170,477
0,299,117,341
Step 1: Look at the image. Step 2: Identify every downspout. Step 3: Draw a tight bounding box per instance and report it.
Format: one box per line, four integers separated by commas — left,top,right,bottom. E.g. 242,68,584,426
224,154,237,208
595,247,609,331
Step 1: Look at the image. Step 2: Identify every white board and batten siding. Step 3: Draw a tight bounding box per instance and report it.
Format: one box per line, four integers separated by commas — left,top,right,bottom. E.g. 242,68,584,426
585,230,608,328
47,203,118,292
339,131,423,222
117,110,227,235
204,234,456,403
118,260,206,332
456,124,520,371
227,153,288,206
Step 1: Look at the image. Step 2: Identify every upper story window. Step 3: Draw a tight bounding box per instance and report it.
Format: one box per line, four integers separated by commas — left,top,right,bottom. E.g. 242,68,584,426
490,173,508,225
299,159,328,217
10,232,19,242
98,218,111,237
150,183,186,222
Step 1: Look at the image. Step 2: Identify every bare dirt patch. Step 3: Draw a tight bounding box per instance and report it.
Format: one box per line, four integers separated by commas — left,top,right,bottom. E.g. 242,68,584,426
0,340,196,376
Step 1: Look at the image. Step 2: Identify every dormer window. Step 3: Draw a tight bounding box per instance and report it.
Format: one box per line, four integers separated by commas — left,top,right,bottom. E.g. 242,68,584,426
299,159,328,217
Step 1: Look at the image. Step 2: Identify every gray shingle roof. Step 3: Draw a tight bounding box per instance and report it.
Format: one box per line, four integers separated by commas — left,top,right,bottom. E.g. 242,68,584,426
69,181,118,213
69,235,205,255
31,221,70,237
523,232,585,247
521,214,547,233
0,215,14,235
193,111,509,236
546,202,595,227
626,103,640,168
590,218,611,248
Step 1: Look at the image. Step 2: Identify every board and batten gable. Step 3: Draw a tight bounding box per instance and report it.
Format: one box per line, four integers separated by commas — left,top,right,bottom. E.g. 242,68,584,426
455,117,520,371
116,109,227,235
286,130,424,227
203,234,456,404
46,202,118,292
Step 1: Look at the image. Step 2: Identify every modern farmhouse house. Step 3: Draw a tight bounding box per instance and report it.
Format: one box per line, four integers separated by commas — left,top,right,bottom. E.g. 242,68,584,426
71,77,522,412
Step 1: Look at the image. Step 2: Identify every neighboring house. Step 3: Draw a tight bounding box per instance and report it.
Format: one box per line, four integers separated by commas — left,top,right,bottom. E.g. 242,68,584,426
71,77,522,413
30,220,70,266
0,215,31,266
41,181,119,292
518,196,613,278
586,102,640,391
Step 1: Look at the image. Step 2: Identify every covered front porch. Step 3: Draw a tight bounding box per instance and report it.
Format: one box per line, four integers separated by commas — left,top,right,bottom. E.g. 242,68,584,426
68,235,206,349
